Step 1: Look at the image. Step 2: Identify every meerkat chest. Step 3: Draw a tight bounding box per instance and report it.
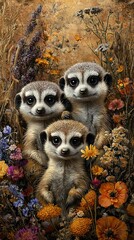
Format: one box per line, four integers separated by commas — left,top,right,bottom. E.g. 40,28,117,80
72,104,102,133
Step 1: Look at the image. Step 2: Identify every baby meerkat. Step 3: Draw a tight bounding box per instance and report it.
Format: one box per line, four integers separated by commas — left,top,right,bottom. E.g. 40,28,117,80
36,119,94,213
15,81,71,181
59,62,112,149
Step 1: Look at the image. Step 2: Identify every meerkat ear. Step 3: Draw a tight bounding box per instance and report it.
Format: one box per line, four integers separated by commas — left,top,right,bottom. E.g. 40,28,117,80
59,77,65,90
15,93,22,109
40,131,47,145
104,73,112,87
60,93,72,112
86,133,95,145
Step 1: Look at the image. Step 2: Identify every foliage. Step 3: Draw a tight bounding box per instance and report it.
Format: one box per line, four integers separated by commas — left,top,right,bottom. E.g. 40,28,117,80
0,3,133,240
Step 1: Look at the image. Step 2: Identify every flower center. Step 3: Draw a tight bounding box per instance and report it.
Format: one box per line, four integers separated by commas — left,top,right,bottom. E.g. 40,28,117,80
105,229,115,238
109,191,117,198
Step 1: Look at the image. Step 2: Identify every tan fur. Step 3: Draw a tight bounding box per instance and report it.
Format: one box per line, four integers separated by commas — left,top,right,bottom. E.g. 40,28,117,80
36,120,92,214
60,62,112,149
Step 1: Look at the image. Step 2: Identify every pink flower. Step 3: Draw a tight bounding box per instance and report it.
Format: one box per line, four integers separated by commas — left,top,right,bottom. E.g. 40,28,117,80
7,166,24,181
108,99,124,111
92,177,101,188
10,147,22,160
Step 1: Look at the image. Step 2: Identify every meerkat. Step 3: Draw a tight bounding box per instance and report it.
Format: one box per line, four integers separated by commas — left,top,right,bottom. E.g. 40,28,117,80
15,81,72,181
59,62,112,149
36,119,95,213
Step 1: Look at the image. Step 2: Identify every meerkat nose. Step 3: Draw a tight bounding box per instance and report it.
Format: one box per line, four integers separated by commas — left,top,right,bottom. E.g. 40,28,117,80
80,88,88,95
61,148,70,156
36,107,45,115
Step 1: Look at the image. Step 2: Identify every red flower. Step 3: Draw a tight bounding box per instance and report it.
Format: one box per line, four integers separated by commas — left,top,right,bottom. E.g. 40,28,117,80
7,166,24,181
108,99,124,111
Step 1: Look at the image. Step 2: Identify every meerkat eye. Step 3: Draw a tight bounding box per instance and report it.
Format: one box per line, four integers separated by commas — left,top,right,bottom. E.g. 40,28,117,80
51,136,62,146
68,77,79,88
70,137,83,147
44,95,57,106
87,76,100,87
26,96,36,105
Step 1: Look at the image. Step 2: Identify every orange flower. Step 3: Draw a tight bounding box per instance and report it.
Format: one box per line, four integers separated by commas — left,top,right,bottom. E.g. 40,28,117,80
37,204,61,220
126,203,134,217
35,58,49,65
0,161,8,178
74,34,82,41
116,65,124,73
96,216,128,240
70,218,92,236
91,165,104,176
98,181,128,208
81,145,99,160
112,114,122,124
77,190,96,212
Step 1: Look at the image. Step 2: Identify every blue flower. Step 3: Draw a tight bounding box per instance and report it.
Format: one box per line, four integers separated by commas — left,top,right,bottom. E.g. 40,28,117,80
13,199,24,208
22,207,29,217
0,138,9,150
28,198,39,210
3,125,12,135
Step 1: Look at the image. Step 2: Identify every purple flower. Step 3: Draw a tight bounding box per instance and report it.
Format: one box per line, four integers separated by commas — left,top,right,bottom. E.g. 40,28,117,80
0,138,9,149
3,125,12,134
15,226,39,240
7,166,24,181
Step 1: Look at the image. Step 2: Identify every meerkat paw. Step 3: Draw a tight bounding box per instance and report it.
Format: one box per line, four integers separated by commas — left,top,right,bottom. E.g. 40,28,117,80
61,110,72,120
66,188,82,209
23,150,48,167
41,190,54,204
94,134,108,149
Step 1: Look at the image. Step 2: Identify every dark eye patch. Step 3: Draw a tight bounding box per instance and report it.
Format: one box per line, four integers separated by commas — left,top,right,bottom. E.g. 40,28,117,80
87,75,101,87
70,136,83,148
44,95,58,106
49,136,62,147
24,95,36,106
67,77,79,88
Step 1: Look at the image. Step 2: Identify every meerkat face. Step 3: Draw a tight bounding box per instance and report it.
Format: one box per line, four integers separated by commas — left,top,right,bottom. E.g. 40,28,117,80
40,120,95,160
15,81,71,122
59,62,112,102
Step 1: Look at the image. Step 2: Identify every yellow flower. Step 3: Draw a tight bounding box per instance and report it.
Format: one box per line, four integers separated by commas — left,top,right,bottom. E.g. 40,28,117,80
0,161,8,178
49,69,60,75
116,65,124,73
70,218,92,236
37,204,61,220
35,58,49,65
81,145,99,160
91,165,104,176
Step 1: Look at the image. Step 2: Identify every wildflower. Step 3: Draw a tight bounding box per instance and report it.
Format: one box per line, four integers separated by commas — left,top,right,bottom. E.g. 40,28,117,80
13,198,24,208
98,181,128,208
7,166,24,181
9,144,17,151
96,216,128,240
22,207,29,217
112,114,122,124
108,98,124,111
15,226,38,240
10,147,22,160
3,125,12,134
126,203,134,217
81,145,99,160
0,161,8,178
70,218,92,236
49,69,60,75
37,204,61,220
78,190,96,212
0,138,9,149
95,43,109,52
92,177,101,188
74,34,82,41
91,165,104,176
116,65,124,73
28,198,39,210
35,58,49,65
